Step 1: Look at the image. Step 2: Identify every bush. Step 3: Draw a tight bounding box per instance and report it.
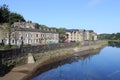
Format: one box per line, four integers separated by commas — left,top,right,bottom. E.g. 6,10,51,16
76,42,81,46
0,45,18,50
0,45,9,50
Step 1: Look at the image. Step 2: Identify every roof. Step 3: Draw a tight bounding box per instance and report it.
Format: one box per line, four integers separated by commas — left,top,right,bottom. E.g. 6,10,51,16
11,28,58,33
66,29,79,32
88,30,94,33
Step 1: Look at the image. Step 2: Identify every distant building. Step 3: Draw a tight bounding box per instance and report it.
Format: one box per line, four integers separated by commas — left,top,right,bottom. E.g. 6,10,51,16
0,22,97,46
0,23,8,44
66,29,84,42
0,29,4,43
3,22,59,46
66,29,97,42
92,32,97,41
13,21,36,29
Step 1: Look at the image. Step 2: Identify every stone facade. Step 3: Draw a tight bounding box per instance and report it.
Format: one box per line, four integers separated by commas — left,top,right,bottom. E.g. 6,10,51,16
66,29,83,42
13,21,36,29
66,29,97,42
0,29,4,43
0,22,97,45
0,23,8,44
0,43,76,66
3,22,59,45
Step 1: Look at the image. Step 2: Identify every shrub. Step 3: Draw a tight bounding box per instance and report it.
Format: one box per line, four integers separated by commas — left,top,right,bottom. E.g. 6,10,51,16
76,42,81,46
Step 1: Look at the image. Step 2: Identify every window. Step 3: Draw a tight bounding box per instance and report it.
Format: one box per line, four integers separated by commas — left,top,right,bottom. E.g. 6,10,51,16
36,34,38,37
19,32,22,38
12,33,15,37
41,34,43,37
36,39,38,42
5,33,8,37
12,40,14,43
26,33,28,37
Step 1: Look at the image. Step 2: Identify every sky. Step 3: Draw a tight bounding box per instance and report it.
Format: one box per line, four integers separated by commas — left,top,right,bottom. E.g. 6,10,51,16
0,0,120,34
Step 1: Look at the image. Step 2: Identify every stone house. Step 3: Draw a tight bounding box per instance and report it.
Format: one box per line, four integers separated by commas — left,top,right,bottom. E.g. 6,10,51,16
92,32,97,41
66,29,97,42
1,22,59,46
66,29,84,42
0,23,9,44
0,29,4,43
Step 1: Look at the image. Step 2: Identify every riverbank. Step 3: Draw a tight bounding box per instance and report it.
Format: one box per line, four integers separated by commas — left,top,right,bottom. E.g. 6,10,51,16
0,41,108,80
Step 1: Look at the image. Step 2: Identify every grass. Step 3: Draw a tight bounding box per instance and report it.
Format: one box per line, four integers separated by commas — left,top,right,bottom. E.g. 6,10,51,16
0,45,18,50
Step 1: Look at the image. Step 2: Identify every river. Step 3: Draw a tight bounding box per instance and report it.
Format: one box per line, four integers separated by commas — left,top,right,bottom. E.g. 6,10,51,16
32,44,120,80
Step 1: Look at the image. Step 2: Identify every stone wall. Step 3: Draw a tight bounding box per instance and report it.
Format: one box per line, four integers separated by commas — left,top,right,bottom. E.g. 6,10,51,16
0,41,107,76
0,43,76,76
0,41,106,66
0,43,76,66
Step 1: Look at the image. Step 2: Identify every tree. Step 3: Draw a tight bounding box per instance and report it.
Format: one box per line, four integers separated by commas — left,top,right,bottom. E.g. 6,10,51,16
10,13,25,24
98,33,120,40
39,24,49,30
56,28,66,42
92,36,94,41
35,23,39,29
0,4,26,24
0,4,10,23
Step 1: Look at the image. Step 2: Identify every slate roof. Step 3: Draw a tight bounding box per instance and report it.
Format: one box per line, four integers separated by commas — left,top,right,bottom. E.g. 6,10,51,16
11,28,58,33
66,29,79,32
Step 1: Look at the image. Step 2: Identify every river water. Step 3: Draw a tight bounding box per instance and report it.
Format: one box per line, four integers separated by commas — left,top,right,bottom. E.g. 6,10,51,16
32,45,120,80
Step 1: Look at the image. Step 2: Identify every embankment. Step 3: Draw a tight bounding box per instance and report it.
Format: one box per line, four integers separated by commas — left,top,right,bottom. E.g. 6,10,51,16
0,40,108,80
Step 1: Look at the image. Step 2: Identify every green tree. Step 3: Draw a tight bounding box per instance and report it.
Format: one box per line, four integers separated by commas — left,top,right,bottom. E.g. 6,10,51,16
0,4,25,24
98,33,120,40
56,28,66,42
0,4,10,23
92,36,94,41
10,12,25,24
39,24,49,30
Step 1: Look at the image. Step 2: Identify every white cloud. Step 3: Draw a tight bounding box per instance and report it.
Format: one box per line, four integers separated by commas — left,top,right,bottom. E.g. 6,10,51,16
86,0,102,7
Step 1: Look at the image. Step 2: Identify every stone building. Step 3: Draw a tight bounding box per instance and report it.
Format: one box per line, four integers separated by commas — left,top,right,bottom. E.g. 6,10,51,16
2,22,59,46
0,23,8,44
0,29,4,43
86,30,98,41
0,22,97,45
66,29,84,42
66,29,97,42
92,32,97,41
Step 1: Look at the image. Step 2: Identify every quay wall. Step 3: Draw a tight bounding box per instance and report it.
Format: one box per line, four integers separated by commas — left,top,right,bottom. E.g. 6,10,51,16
0,41,107,66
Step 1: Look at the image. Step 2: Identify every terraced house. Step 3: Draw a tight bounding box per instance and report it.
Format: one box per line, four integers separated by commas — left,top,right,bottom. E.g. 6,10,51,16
2,22,59,46
0,23,9,45
66,29,97,42
0,22,97,45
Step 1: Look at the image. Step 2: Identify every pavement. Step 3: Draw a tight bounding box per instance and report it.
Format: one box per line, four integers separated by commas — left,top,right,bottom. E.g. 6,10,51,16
0,63,38,80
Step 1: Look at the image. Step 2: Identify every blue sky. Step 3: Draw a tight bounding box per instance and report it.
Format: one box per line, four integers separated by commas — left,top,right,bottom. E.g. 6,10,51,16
0,0,120,34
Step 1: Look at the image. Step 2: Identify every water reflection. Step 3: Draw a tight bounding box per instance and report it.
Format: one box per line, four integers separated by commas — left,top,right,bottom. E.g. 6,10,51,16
32,46,120,80
108,41,120,48
32,48,102,80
